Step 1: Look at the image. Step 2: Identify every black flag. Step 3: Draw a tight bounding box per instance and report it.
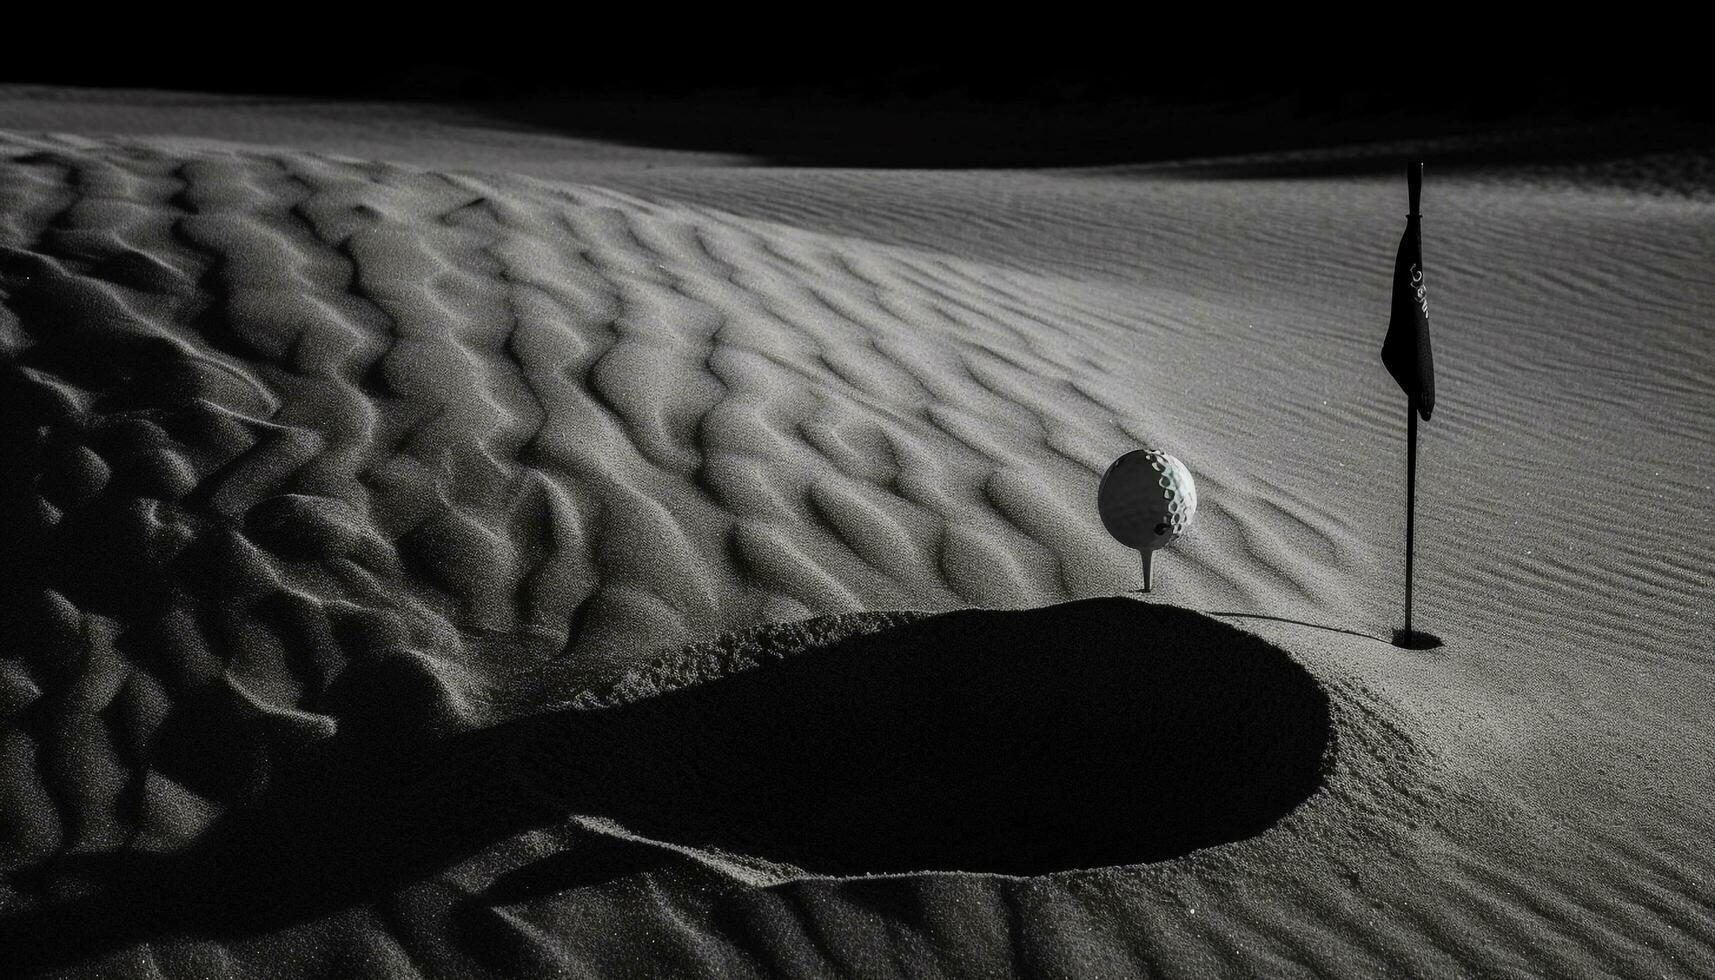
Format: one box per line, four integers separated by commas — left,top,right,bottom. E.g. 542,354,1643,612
1381,162,1435,420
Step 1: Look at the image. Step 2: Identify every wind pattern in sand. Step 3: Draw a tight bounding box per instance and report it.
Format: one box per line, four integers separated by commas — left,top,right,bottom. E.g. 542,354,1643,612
0,132,1711,977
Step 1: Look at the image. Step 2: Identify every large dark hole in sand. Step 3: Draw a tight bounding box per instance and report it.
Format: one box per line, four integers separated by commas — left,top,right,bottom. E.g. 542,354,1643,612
0,599,1332,970
571,597,1331,876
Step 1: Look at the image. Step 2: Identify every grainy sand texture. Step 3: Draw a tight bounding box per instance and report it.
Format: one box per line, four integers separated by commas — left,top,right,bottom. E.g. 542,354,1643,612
0,87,1711,978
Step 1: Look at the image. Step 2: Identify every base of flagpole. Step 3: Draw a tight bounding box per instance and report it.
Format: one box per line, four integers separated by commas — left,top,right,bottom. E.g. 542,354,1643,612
1391,628,1443,650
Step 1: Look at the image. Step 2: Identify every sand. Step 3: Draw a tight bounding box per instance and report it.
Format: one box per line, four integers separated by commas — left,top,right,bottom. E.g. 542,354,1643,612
0,89,1711,977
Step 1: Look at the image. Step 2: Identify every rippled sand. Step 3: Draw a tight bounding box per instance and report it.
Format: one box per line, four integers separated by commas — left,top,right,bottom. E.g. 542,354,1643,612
0,93,1710,977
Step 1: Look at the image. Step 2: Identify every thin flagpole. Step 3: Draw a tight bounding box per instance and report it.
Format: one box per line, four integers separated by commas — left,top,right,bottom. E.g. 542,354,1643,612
1404,397,1417,637
1400,161,1424,646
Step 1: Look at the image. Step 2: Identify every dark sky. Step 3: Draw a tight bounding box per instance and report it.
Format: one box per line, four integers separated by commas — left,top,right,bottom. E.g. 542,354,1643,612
2,20,1704,116
4,21,1704,168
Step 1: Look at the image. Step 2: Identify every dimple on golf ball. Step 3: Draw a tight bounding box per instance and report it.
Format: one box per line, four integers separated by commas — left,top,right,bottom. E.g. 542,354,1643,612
1097,448,1198,550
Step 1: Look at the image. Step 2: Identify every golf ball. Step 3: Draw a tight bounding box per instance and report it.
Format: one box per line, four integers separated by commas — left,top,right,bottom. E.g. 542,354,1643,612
1097,448,1198,550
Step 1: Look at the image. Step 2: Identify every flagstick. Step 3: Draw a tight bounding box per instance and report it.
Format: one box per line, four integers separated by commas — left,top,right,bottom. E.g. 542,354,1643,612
1408,162,1422,223
1395,161,1427,647
1404,396,1417,637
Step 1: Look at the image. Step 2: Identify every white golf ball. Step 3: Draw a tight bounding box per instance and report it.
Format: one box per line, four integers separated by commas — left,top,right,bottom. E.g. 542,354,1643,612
1097,448,1198,551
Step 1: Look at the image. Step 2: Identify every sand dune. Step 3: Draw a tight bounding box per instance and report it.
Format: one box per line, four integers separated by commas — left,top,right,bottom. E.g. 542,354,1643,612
0,112,1711,978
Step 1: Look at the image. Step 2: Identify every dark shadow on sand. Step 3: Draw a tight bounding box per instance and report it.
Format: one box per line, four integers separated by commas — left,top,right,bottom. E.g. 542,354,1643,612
469,94,1715,171
1204,610,1387,644
0,598,1329,973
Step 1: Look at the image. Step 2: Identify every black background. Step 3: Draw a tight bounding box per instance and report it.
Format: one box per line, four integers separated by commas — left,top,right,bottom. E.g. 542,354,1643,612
3,18,1707,168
